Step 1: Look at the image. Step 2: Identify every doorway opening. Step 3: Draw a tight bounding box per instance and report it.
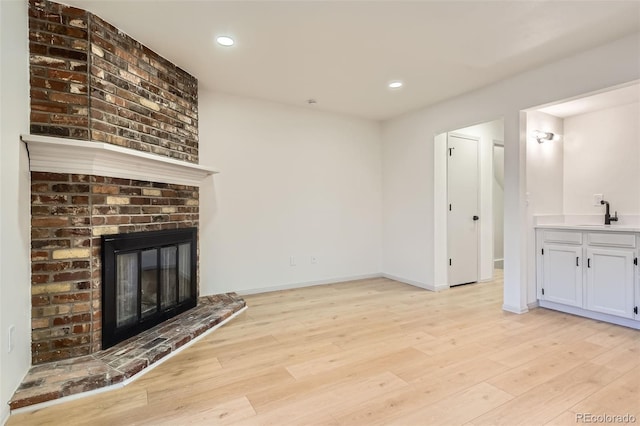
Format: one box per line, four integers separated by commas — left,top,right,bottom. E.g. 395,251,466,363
434,118,505,288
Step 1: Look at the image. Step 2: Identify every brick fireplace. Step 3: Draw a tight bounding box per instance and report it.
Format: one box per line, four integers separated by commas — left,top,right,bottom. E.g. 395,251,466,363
8,0,249,410
30,173,200,363
27,0,205,365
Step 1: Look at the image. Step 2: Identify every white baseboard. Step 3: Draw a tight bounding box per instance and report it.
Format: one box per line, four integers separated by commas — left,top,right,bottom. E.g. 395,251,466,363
527,300,540,310
494,259,504,269
236,273,383,296
502,303,529,314
382,273,445,292
539,300,640,330
10,307,247,416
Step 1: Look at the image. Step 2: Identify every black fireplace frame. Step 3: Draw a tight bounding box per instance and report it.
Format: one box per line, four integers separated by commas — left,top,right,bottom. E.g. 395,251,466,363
101,227,197,349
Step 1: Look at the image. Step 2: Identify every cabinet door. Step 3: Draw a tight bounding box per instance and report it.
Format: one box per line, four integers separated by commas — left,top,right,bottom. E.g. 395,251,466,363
542,244,583,307
586,247,635,318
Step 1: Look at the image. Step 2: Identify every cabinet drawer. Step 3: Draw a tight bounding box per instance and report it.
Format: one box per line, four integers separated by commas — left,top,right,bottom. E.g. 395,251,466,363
542,230,582,244
587,233,636,248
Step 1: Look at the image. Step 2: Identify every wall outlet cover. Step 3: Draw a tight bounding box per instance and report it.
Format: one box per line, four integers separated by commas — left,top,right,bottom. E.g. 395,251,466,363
593,194,603,206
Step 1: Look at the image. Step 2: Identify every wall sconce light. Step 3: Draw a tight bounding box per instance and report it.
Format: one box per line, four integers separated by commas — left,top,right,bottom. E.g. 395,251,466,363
533,130,557,143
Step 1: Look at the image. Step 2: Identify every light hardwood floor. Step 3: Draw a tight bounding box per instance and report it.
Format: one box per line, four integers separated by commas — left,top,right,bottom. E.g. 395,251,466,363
9,272,640,425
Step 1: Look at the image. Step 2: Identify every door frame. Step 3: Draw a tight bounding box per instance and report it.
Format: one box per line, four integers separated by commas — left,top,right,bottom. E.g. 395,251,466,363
492,140,504,271
447,132,481,286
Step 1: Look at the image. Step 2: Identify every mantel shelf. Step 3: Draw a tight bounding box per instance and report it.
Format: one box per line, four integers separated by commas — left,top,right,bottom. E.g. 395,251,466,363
21,134,218,187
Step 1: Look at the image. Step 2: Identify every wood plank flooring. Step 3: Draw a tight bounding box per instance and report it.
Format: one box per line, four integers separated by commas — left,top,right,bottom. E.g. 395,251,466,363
9,271,640,425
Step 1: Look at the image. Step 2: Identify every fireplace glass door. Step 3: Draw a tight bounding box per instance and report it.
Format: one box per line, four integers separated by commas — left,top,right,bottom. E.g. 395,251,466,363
103,228,197,348
116,252,138,328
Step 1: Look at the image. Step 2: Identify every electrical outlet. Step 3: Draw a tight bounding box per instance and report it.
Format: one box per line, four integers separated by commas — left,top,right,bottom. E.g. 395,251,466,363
290,256,296,266
8,325,15,353
311,256,318,264
593,194,603,206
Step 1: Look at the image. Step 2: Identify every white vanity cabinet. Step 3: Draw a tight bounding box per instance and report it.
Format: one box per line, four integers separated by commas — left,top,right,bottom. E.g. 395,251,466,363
586,247,635,318
541,243,583,307
536,227,639,329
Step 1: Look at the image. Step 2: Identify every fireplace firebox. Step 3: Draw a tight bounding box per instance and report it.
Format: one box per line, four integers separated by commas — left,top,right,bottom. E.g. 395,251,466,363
102,228,197,349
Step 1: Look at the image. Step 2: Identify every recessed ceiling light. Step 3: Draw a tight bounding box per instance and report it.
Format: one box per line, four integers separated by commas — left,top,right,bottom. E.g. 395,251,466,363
388,81,403,89
216,36,234,47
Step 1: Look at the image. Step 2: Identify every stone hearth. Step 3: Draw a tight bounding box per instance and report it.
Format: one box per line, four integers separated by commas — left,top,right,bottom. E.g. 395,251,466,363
10,293,246,410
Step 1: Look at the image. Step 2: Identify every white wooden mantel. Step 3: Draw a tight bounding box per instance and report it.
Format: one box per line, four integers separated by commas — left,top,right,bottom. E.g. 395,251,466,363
21,134,218,187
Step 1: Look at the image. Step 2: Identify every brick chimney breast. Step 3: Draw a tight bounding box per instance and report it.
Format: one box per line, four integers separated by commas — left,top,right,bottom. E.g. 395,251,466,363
28,0,201,364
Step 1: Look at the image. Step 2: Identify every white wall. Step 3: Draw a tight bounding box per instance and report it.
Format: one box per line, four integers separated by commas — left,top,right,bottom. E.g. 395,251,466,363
525,111,564,305
382,33,640,313
0,1,32,423
382,116,436,288
526,111,565,215
564,102,640,216
198,92,382,295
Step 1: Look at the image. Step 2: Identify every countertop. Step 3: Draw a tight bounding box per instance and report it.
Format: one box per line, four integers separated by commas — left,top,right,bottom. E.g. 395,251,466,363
534,224,640,233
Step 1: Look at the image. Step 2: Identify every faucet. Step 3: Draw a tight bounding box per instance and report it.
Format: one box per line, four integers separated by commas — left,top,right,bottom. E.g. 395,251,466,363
600,200,618,225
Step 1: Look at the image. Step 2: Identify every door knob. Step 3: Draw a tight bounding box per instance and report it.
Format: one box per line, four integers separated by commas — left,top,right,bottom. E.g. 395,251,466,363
473,215,479,221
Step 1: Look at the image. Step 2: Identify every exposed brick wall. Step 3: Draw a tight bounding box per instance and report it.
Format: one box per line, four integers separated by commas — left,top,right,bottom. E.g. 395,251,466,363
90,15,199,163
28,0,199,163
28,0,90,139
30,173,199,364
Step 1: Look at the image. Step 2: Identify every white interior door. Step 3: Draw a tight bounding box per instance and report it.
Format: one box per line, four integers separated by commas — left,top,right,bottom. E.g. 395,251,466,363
448,133,479,286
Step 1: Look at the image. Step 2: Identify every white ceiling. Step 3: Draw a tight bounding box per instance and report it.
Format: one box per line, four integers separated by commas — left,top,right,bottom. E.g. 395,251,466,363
537,83,640,118
63,1,640,121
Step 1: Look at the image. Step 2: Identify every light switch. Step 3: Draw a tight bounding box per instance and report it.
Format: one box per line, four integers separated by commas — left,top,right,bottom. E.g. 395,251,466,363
8,325,15,353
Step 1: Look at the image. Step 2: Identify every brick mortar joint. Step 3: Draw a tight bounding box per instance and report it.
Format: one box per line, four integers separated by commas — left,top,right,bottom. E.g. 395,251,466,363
88,179,98,352
86,9,93,142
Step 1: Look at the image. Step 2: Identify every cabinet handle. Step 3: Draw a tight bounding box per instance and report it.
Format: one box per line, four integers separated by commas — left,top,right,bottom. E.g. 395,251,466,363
576,257,579,267
588,258,591,268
